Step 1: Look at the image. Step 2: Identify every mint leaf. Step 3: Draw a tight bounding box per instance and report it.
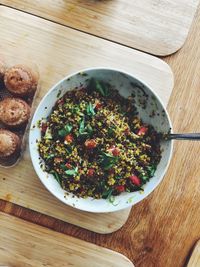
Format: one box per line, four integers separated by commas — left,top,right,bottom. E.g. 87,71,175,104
86,102,95,116
50,171,61,186
58,124,72,137
65,167,78,176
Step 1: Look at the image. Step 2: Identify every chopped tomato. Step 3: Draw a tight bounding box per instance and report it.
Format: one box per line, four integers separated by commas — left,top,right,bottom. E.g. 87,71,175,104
137,126,148,136
116,185,125,192
64,134,73,143
108,146,120,156
87,168,95,176
65,162,72,169
95,101,102,110
84,139,97,149
129,175,141,186
41,122,47,133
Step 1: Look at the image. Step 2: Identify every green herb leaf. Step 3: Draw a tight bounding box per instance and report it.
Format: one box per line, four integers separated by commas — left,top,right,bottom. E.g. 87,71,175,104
79,118,85,134
147,165,156,177
78,118,92,137
108,126,115,137
88,78,110,96
50,171,61,186
71,105,80,114
86,102,95,116
64,124,72,133
46,154,55,160
65,167,78,176
58,124,72,137
95,80,105,96
102,188,113,199
86,124,93,135
100,153,118,170
108,195,119,206
58,129,67,137
44,127,52,139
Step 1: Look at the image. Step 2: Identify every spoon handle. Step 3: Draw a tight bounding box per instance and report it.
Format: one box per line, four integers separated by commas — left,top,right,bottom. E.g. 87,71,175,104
169,133,200,140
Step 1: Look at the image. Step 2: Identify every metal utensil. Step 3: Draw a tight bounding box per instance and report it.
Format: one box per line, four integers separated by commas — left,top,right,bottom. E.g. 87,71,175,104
166,133,200,141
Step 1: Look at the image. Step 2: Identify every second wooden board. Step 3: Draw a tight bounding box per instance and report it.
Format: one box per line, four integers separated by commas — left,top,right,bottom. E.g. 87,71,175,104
0,212,134,267
0,6,173,234
0,0,199,55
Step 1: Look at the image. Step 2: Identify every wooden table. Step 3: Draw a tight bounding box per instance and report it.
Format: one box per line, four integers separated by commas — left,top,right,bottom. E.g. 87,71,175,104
0,2,200,267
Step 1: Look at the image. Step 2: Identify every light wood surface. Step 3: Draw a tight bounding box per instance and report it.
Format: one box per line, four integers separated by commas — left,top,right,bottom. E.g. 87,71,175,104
0,212,134,267
0,0,199,56
0,6,173,234
187,240,200,267
0,4,200,267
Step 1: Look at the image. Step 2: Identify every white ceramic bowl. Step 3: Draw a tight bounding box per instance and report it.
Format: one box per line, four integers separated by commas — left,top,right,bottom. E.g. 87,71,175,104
29,68,173,213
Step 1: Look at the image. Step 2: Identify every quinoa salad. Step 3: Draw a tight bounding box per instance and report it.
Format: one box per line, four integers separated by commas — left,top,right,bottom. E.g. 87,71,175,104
38,79,162,200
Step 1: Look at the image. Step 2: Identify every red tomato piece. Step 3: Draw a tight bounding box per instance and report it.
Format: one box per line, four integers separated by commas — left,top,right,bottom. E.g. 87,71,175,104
95,102,102,110
137,126,148,136
108,146,120,156
87,168,95,176
116,185,125,192
129,175,141,186
65,163,72,169
84,139,97,149
64,134,73,143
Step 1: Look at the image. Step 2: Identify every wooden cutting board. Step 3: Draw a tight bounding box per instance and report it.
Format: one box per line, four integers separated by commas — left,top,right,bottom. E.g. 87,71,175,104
0,0,199,56
0,212,134,267
187,240,200,267
0,6,173,234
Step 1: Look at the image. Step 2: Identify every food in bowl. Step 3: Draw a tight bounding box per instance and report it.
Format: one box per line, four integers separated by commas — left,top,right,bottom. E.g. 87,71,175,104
30,68,172,213
38,78,162,199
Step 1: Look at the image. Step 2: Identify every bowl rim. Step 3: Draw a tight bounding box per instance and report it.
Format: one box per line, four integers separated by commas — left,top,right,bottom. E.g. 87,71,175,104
29,67,173,213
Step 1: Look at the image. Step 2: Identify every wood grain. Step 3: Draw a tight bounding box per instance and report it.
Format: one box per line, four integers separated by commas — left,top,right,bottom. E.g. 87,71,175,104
0,0,199,56
187,240,200,267
0,6,173,234
0,212,134,267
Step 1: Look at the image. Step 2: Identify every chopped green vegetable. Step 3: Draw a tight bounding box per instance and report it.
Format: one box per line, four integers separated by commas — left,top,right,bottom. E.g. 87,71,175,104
100,153,118,170
50,170,61,186
79,118,87,135
108,195,119,206
44,127,52,139
46,154,55,160
86,124,93,135
65,166,78,176
102,188,113,199
108,126,115,137
86,102,95,116
58,124,72,137
95,80,110,97
88,78,110,97
79,118,93,136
